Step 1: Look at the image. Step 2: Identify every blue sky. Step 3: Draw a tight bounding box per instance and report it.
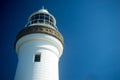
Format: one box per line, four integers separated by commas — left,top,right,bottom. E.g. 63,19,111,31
1,0,120,80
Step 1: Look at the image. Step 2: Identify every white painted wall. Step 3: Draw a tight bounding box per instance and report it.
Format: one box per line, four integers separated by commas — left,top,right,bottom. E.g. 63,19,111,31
15,33,63,80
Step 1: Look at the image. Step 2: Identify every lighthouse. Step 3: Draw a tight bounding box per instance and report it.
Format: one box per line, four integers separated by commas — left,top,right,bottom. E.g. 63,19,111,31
14,7,64,80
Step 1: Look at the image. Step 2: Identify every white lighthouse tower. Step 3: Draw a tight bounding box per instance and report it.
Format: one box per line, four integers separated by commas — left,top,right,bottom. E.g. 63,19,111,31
14,7,64,80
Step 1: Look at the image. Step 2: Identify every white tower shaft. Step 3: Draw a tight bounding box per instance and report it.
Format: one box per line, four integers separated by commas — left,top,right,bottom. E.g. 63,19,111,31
15,34,63,80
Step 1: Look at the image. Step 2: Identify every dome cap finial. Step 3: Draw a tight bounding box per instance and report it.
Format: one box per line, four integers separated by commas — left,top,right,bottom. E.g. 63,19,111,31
38,6,48,13
42,5,44,9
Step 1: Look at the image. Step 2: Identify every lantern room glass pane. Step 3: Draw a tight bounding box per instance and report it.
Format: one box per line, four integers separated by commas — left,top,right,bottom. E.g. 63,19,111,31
35,15,39,19
39,20,44,23
40,16,44,19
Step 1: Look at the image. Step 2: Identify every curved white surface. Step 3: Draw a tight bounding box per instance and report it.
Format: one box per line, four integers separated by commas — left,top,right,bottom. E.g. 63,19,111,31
15,33,63,80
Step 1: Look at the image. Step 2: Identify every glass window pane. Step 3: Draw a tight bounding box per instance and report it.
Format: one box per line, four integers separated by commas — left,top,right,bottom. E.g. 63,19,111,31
50,16,53,21
39,20,44,23
35,15,39,19
31,21,34,24
45,14,49,17
34,54,41,62
50,18,53,23
33,20,37,23
30,16,34,20
40,13,44,16
40,16,44,19
52,23,54,27
45,17,49,20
